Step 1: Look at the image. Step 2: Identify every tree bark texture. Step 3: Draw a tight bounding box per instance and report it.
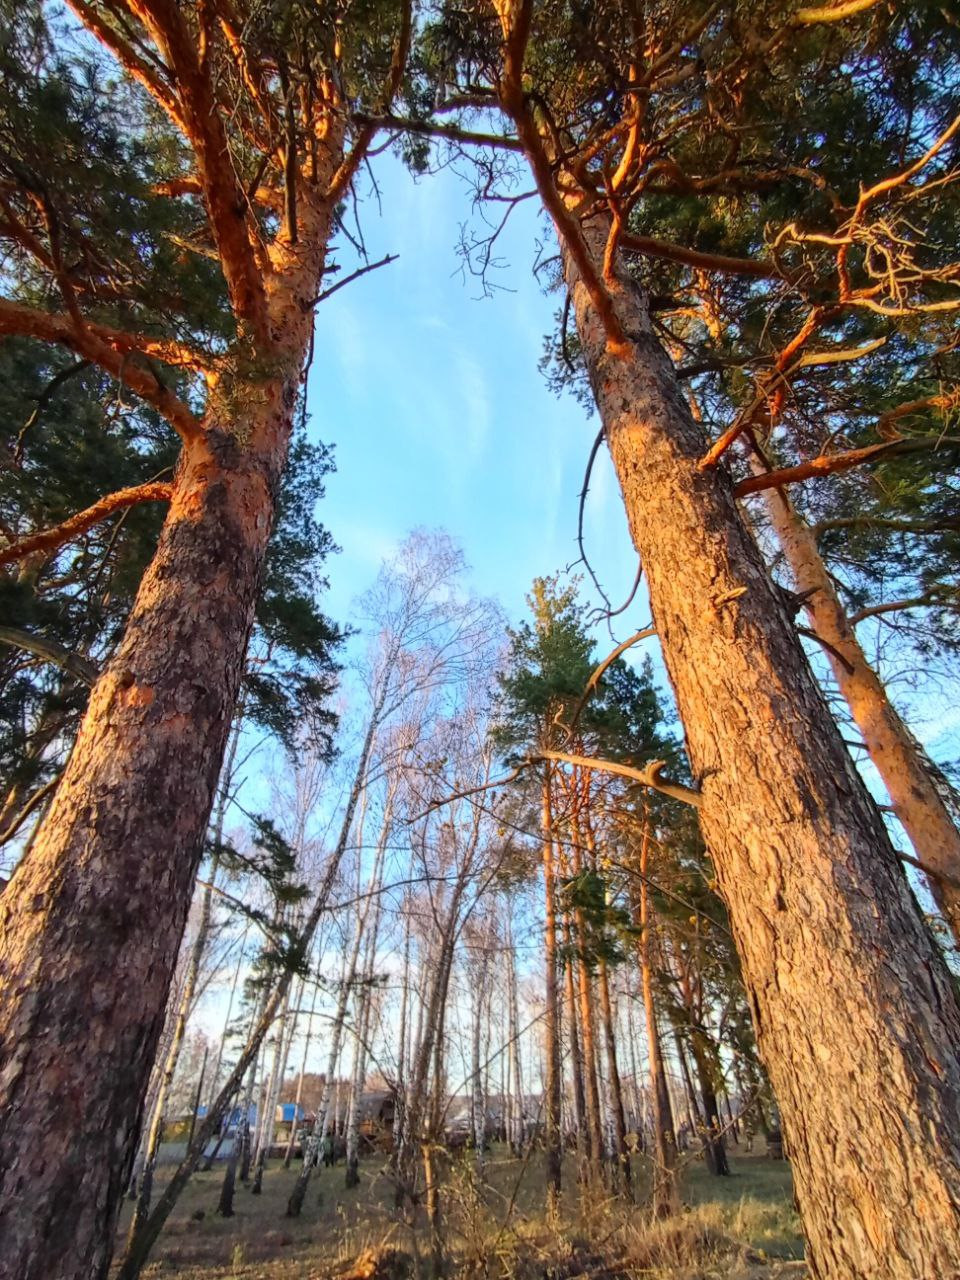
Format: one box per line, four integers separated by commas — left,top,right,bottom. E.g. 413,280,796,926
126,724,236,1244
564,228,960,1279
0,184,339,1280
757,480,960,939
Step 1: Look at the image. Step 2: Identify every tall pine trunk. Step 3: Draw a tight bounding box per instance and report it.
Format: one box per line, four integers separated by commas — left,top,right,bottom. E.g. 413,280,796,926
756,479,960,938
0,178,339,1280
564,229,960,1279
128,721,239,1235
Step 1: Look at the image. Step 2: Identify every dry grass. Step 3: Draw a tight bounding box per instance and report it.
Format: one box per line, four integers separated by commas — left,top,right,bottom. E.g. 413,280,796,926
113,1145,803,1280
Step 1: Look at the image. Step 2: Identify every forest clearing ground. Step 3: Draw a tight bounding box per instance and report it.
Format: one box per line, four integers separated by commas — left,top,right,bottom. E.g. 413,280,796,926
116,1145,803,1280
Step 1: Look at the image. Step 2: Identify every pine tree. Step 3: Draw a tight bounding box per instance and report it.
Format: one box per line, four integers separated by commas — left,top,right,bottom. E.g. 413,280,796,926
406,5,960,1274
0,2,411,1274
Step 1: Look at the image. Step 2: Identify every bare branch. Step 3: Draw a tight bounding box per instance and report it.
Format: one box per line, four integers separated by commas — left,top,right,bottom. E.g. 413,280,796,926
410,762,532,823
326,0,414,205
898,848,960,893
538,749,702,808
14,360,90,465
0,778,60,847
848,592,957,626
563,626,657,741
354,113,525,152
576,427,612,613
588,557,644,627
308,254,398,307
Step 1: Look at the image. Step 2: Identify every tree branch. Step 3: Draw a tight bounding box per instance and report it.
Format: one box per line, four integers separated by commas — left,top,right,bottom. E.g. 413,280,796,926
326,0,413,205
813,514,960,537
0,626,99,685
848,592,957,626
791,0,882,24
576,427,613,613
307,253,398,307
0,778,60,847
491,0,628,353
733,435,959,497
0,299,202,442
0,483,173,569
119,0,271,340
14,359,90,465
619,231,779,279
354,113,525,152
563,626,657,741
898,848,960,893
65,0,189,136
538,749,702,808
409,762,532,822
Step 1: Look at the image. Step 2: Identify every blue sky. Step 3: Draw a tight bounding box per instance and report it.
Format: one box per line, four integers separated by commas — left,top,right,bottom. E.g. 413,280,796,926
307,155,643,638
304,152,960,773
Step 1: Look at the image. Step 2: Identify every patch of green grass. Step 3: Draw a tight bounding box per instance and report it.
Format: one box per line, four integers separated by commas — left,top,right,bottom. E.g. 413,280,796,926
682,1155,803,1261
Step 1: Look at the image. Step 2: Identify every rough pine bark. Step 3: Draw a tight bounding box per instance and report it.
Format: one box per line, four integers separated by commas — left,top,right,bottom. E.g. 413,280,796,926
564,227,960,1279
0,186,339,1280
756,480,960,939
126,728,236,1241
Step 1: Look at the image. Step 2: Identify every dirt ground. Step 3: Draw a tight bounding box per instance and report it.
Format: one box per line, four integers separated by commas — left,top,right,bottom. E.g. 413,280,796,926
114,1144,804,1279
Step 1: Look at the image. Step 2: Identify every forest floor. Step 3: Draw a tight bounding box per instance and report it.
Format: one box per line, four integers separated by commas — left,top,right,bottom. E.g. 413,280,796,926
116,1145,804,1280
